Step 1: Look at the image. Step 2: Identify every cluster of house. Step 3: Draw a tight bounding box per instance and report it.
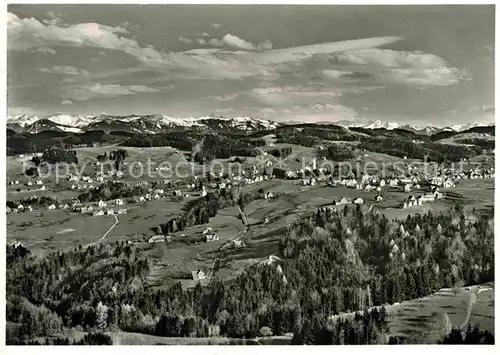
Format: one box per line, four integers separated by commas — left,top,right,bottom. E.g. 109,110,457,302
434,167,495,182
284,166,328,181
137,188,169,202
7,204,34,213
401,190,444,209
8,179,47,192
71,198,128,216
202,227,219,242
7,202,70,214
331,197,365,206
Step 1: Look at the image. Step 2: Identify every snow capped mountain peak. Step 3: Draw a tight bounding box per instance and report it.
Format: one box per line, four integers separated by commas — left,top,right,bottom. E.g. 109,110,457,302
6,113,280,133
6,113,494,135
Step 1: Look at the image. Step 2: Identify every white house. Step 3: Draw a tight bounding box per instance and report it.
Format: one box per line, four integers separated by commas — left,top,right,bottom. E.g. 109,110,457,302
93,210,105,216
404,184,412,192
443,178,455,188
107,208,115,215
40,186,46,191
205,234,219,242
98,200,107,207
27,181,33,186
139,196,146,202
376,195,383,202
36,180,43,185
379,179,386,187
353,197,364,205
191,269,206,281
115,199,124,206
117,208,127,215
48,204,56,210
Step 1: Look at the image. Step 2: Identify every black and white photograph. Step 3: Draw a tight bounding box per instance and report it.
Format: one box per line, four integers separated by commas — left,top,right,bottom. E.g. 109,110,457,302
4,3,496,346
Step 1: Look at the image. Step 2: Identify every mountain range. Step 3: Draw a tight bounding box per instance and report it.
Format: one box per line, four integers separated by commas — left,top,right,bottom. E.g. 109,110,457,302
6,114,494,135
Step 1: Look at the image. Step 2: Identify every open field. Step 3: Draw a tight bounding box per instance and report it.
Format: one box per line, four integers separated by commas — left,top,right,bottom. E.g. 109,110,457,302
36,328,293,345
7,144,495,295
32,283,493,345
330,282,494,344
7,166,495,288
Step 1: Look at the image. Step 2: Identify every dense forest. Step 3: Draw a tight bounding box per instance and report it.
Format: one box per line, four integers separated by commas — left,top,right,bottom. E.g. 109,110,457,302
6,201,494,345
359,137,485,162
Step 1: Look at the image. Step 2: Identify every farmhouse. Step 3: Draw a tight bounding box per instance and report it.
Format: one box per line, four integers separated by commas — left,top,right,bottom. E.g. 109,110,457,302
40,186,46,191
117,208,127,215
191,269,206,281
93,210,105,217
389,178,399,187
264,192,274,199
116,199,124,206
232,240,244,248
353,197,364,205
149,235,166,243
107,208,115,215
205,234,219,242
375,195,383,202
98,200,107,207
338,197,351,205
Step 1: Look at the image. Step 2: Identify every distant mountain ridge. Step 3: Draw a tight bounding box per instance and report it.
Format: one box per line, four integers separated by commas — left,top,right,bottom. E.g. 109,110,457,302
6,113,494,135
328,119,494,135
7,113,280,134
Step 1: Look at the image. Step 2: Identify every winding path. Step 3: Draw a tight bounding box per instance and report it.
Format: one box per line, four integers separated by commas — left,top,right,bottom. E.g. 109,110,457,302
100,215,119,242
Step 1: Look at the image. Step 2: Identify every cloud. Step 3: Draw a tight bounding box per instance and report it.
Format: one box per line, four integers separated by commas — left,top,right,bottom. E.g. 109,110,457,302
257,40,273,51
211,23,222,28
208,38,225,47
39,65,89,76
196,38,207,45
326,48,469,86
61,83,160,101
33,47,57,55
178,36,193,44
61,99,73,105
248,36,403,64
208,93,239,101
223,34,256,51
7,106,38,117
201,32,210,37
8,12,164,66
221,34,273,51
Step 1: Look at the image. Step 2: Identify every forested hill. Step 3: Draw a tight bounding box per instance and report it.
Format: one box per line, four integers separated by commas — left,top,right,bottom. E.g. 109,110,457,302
6,204,494,345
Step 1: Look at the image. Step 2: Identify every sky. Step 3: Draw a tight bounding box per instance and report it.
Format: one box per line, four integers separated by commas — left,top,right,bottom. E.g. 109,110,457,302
7,4,495,126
